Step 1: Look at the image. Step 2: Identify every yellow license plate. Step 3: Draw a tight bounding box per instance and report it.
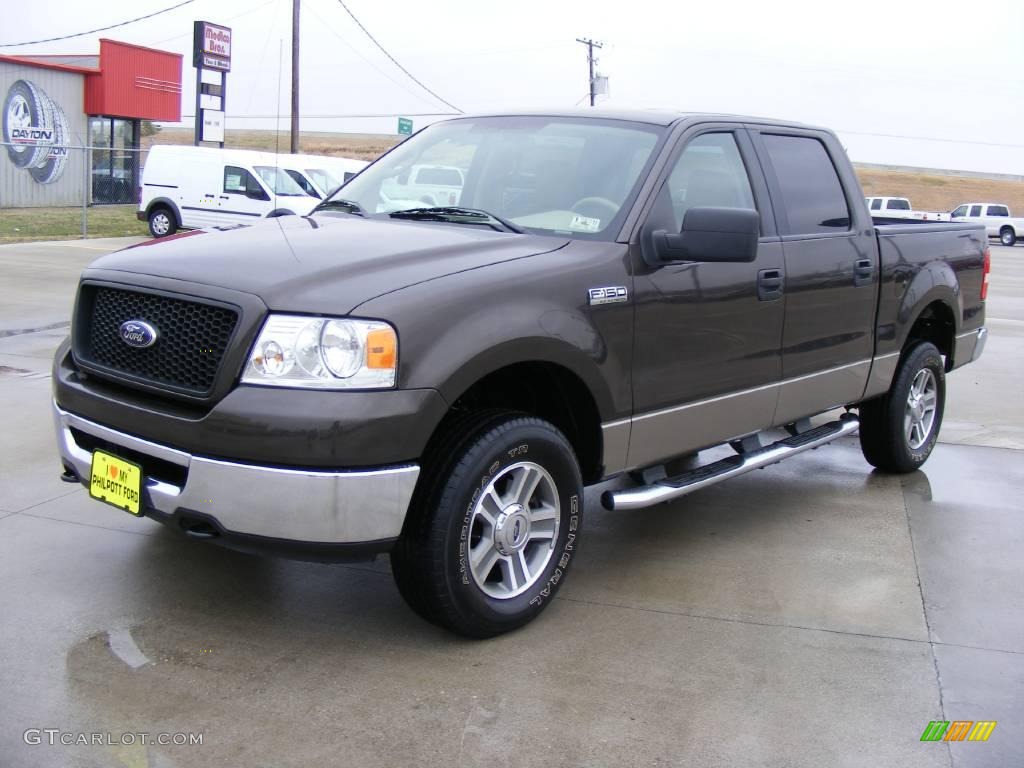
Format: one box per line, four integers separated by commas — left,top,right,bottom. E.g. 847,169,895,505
89,450,143,516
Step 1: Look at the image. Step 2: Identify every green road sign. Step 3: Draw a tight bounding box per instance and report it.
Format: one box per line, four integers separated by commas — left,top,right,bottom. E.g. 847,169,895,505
397,117,413,136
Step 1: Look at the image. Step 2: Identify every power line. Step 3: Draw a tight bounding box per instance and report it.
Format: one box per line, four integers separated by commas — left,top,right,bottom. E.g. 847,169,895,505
335,0,462,114
0,0,196,47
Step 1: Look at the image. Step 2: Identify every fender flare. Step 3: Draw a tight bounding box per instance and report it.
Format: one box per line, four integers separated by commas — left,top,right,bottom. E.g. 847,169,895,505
145,197,181,227
894,261,961,351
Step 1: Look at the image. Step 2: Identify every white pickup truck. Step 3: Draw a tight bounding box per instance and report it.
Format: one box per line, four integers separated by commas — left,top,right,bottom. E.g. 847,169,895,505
865,196,950,222
381,164,465,207
950,202,1023,247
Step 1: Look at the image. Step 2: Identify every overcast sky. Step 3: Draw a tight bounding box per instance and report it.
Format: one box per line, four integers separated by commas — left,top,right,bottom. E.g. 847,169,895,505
5,0,1023,174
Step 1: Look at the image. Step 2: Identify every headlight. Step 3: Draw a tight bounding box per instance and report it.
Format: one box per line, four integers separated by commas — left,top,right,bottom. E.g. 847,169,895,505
242,315,397,389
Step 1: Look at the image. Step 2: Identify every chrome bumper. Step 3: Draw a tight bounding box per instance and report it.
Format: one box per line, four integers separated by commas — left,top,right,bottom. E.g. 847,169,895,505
53,401,419,544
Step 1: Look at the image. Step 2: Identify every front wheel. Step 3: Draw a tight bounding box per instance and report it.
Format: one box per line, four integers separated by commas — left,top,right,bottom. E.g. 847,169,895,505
392,412,583,638
147,207,176,238
1000,227,1016,247
858,341,945,473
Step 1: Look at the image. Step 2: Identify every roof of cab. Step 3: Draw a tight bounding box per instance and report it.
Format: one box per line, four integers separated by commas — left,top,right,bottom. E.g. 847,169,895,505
440,107,824,131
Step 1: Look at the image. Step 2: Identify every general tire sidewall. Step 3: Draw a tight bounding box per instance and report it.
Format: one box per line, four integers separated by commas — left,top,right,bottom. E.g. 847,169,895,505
894,344,945,467
4,80,53,169
442,423,582,630
149,208,173,237
1001,229,1015,246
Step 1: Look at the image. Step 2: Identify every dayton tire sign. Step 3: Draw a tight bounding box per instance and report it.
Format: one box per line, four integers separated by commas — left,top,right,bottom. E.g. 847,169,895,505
3,79,70,185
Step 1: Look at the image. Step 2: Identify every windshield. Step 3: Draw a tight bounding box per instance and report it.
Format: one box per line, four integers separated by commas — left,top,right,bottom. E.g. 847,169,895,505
307,168,341,194
255,165,309,196
326,116,664,238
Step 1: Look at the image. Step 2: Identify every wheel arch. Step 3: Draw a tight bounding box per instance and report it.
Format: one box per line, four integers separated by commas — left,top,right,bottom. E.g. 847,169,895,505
434,347,610,484
145,197,181,226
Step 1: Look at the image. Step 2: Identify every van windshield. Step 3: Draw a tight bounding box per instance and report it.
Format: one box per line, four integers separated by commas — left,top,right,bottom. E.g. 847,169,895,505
307,169,341,193
325,116,665,239
255,166,309,196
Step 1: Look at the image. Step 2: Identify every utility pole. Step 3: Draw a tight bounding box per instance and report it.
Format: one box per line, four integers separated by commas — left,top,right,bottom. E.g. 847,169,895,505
575,37,603,106
290,0,300,153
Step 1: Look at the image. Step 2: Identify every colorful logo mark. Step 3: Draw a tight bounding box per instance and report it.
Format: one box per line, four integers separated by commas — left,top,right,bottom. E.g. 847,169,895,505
920,721,997,742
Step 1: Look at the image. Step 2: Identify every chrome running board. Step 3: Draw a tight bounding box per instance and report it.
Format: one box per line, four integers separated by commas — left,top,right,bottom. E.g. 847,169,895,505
602,414,860,511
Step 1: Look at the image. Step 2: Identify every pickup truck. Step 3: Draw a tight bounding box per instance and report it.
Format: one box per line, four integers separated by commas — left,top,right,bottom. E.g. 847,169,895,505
53,110,989,638
950,202,1023,246
381,163,465,207
865,196,950,222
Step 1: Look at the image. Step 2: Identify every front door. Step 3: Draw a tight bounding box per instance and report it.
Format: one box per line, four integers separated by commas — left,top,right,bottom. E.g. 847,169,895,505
217,165,270,226
750,129,878,424
628,127,786,469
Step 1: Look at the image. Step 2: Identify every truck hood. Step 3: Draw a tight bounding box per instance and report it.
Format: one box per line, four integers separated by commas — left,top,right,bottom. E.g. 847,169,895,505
88,214,570,314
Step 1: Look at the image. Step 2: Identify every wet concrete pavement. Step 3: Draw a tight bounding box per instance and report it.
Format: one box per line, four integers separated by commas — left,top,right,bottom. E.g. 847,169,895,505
0,239,1021,767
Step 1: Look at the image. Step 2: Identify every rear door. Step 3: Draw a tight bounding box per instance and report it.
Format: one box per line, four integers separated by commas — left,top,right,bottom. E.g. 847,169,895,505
627,124,786,468
749,128,877,424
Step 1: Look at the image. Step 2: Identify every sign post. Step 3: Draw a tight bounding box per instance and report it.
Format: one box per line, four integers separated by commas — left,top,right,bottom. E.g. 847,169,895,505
397,117,413,136
193,21,232,147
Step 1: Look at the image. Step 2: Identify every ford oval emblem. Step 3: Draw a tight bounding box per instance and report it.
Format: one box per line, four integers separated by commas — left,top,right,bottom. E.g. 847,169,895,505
119,320,158,349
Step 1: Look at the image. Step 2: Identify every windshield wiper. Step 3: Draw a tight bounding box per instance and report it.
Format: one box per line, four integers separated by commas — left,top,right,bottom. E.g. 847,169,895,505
389,207,523,234
313,198,367,216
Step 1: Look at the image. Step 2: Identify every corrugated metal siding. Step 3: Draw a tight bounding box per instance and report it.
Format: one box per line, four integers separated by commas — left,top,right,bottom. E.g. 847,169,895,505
85,40,182,121
1,62,88,208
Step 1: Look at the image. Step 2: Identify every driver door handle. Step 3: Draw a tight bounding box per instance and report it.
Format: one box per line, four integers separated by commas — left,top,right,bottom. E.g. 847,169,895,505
758,268,784,301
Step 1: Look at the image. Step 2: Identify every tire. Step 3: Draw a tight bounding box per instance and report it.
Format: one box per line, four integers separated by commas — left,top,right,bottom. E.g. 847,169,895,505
28,92,69,184
148,207,176,238
858,341,945,473
1000,227,1016,247
392,411,583,638
3,80,54,169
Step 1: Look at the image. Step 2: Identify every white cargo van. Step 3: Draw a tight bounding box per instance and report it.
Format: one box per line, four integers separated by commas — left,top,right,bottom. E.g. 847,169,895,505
138,146,320,237
281,154,369,198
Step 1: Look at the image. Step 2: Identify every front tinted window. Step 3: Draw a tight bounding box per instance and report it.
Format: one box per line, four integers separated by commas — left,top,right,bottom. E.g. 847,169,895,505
887,199,911,210
762,134,851,234
870,199,882,210
333,117,663,239
660,132,756,232
952,205,968,217
987,205,1009,217
970,205,983,216
224,166,262,197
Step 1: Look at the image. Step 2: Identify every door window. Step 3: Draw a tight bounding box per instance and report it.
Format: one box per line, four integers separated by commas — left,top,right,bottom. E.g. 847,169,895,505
886,199,910,210
652,132,756,233
224,166,267,199
951,205,968,217
970,205,983,216
762,134,851,234
986,205,1009,217
870,199,882,210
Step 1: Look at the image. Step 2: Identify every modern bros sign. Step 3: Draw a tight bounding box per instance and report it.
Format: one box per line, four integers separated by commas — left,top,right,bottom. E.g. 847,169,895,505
193,21,232,72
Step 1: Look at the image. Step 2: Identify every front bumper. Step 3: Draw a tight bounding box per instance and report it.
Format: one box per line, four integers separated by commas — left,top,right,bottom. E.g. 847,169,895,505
54,401,420,557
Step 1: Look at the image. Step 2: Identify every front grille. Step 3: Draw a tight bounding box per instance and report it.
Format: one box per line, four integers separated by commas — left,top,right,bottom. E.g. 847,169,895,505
76,286,239,397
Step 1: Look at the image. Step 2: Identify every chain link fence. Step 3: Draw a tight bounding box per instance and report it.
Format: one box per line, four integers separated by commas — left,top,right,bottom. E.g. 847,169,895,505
1,142,150,243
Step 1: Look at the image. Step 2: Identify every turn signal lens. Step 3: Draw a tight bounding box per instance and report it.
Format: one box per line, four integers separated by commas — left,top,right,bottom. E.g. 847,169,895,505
365,327,397,370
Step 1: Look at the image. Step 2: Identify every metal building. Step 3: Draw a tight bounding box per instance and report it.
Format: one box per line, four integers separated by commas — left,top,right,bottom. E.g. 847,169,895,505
1,39,182,208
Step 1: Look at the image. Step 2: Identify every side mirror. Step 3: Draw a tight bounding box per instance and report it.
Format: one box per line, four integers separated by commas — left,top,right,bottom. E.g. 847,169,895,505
651,207,759,264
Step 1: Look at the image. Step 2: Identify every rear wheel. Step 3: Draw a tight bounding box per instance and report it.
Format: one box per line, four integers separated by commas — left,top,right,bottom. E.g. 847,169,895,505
147,207,176,238
392,411,583,638
1000,227,1016,247
859,341,945,473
